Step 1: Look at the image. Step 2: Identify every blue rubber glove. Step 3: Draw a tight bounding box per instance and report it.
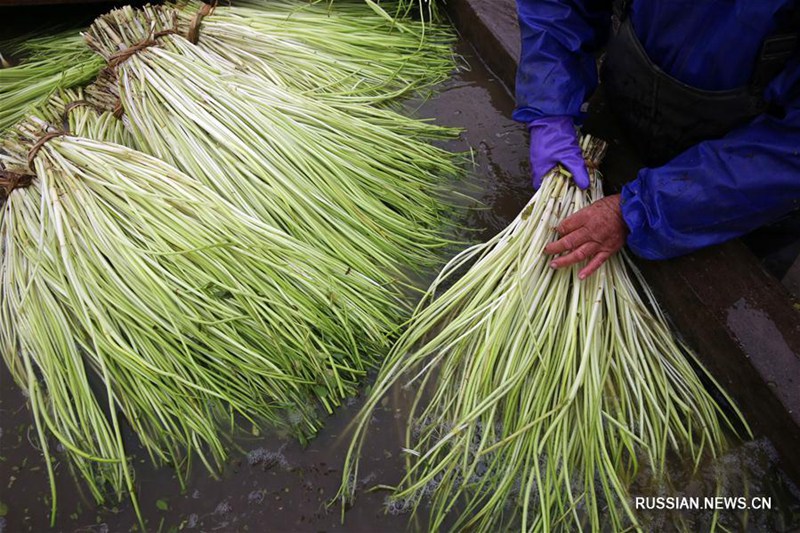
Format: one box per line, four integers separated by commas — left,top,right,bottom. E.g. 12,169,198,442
528,116,590,190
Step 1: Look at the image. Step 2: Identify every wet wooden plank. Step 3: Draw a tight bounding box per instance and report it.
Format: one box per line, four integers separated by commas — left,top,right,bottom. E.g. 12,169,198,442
446,0,519,94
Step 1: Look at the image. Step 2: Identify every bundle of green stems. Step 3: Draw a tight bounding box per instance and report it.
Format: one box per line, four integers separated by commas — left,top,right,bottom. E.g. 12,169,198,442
339,136,747,531
236,0,442,25
171,0,455,104
45,88,136,147
1,0,451,137
0,29,104,132
1,0,462,522
84,5,463,301
1,101,402,522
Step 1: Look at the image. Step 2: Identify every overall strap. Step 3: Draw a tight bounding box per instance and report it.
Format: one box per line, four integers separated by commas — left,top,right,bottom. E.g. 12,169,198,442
611,0,631,32
752,6,800,92
612,0,631,22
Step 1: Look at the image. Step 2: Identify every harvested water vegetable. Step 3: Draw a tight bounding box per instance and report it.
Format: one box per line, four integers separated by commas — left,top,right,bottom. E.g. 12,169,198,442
0,29,104,133
84,5,462,298
0,0,451,137
0,106,403,522
2,1,464,522
339,136,747,531
237,0,442,25
170,0,456,104
45,87,136,148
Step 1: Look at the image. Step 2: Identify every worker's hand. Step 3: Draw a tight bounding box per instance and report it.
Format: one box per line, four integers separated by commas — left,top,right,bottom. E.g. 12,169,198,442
543,194,628,279
528,116,590,190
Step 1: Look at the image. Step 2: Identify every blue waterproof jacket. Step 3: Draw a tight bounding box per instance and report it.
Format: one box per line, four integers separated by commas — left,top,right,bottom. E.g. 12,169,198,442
513,0,800,260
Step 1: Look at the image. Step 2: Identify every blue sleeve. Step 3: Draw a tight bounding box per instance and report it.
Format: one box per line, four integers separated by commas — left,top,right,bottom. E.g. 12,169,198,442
512,0,611,124
621,61,800,260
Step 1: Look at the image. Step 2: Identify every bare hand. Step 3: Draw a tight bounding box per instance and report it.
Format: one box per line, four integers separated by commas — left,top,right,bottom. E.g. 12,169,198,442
543,194,628,279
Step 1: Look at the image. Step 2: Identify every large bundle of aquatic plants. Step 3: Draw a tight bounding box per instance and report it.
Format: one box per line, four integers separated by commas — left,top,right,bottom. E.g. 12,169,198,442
1,0,462,522
0,98,407,521
0,29,104,132
84,4,462,297
339,136,747,531
237,0,442,25
170,0,455,104
36,87,136,148
0,0,451,137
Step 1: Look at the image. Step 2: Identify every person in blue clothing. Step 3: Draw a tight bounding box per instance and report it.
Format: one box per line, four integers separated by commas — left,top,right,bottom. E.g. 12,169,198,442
515,0,800,279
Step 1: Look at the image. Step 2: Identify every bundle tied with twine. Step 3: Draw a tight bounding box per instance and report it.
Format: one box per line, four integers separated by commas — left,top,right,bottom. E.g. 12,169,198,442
169,0,456,104
1,88,132,204
0,29,105,133
338,136,748,532
234,0,443,26
0,93,414,522
0,0,453,137
83,5,464,303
